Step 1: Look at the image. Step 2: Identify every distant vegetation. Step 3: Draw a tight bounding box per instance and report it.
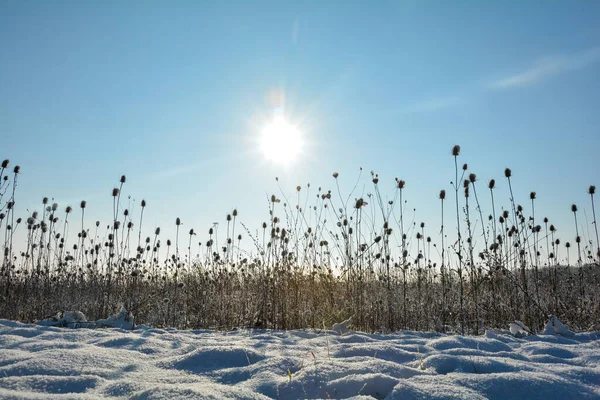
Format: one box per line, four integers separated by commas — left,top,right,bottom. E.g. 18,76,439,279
1,147,599,334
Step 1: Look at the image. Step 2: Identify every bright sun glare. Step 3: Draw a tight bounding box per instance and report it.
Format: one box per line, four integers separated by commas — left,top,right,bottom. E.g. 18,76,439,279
260,116,303,165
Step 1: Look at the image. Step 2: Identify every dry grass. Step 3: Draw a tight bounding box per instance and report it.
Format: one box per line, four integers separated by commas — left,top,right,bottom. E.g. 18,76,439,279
1,149,599,334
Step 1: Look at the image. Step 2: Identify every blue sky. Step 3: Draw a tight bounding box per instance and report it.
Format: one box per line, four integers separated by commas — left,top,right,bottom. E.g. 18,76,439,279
1,1,599,260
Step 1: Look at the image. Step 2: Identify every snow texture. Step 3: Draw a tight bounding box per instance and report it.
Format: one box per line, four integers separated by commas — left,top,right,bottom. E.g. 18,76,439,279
0,319,599,399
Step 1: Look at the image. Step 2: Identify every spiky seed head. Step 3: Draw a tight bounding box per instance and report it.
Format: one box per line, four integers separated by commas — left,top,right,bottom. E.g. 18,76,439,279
226,214,232,221
543,217,548,223
114,221,120,229
43,197,48,205
530,192,536,200
96,221,100,227
464,186,469,197
463,179,470,188
462,163,468,171
80,200,86,209
420,222,425,228
333,172,339,178
1,159,8,168
452,145,461,156
238,234,242,240
65,206,72,214
576,236,581,243
372,177,379,184
167,239,171,246
155,227,160,235
439,190,446,200
127,221,134,229
52,203,59,211
112,188,119,197
13,165,20,174
176,217,181,226
571,204,578,213
123,209,129,216
189,229,194,235
499,216,505,224
517,205,523,212
232,209,238,216
488,179,495,189
120,175,126,183
469,173,476,183
589,185,596,195
504,168,511,178
141,199,146,207
397,180,405,189
566,242,570,248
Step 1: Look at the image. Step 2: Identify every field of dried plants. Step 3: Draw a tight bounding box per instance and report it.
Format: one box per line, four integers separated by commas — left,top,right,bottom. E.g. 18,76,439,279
1,145,599,335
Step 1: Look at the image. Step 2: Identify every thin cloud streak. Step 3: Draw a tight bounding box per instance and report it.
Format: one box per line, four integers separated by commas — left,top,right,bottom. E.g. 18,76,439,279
398,96,463,114
490,47,600,89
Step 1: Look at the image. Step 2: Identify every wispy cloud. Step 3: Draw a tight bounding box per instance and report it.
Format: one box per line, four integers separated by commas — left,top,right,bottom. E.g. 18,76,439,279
490,47,600,89
399,96,463,114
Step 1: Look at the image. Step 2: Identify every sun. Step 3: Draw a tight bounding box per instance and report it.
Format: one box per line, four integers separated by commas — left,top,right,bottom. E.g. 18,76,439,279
259,116,303,165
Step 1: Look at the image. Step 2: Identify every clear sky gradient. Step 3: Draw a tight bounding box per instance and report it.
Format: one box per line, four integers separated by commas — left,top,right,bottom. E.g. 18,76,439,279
1,2,599,261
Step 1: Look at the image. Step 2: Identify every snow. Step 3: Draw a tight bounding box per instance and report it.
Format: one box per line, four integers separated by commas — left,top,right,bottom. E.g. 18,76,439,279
1,319,599,399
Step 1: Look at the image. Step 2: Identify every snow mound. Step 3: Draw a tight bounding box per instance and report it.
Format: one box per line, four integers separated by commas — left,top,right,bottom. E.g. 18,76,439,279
35,307,135,330
1,320,599,399
332,317,352,335
542,315,574,337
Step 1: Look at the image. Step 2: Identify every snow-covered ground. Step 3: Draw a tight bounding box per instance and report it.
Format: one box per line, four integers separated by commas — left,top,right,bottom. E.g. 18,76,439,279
1,319,599,399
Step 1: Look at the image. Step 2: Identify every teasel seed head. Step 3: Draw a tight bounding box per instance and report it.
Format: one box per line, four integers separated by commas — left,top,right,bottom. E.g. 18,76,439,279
141,199,146,207
155,227,160,235
488,179,495,189
167,239,171,246
530,192,536,200
463,179,470,189
176,217,181,226
469,173,476,183
452,145,461,156
43,197,48,205
504,168,511,178
65,206,72,214
397,180,405,189
189,229,195,235
52,203,59,211
226,214,232,222
333,172,339,179
1,159,8,168
232,209,238,217
80,200,87,209
543,217,548,223
112,188,119,197
439,190,446,200
462,163,468,171
120,175,126,184
13,165,20,174
589,185,596,195
571,204,578,213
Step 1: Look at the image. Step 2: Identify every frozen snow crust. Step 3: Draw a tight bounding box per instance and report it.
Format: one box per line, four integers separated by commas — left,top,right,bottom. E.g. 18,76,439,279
1,320,599,399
